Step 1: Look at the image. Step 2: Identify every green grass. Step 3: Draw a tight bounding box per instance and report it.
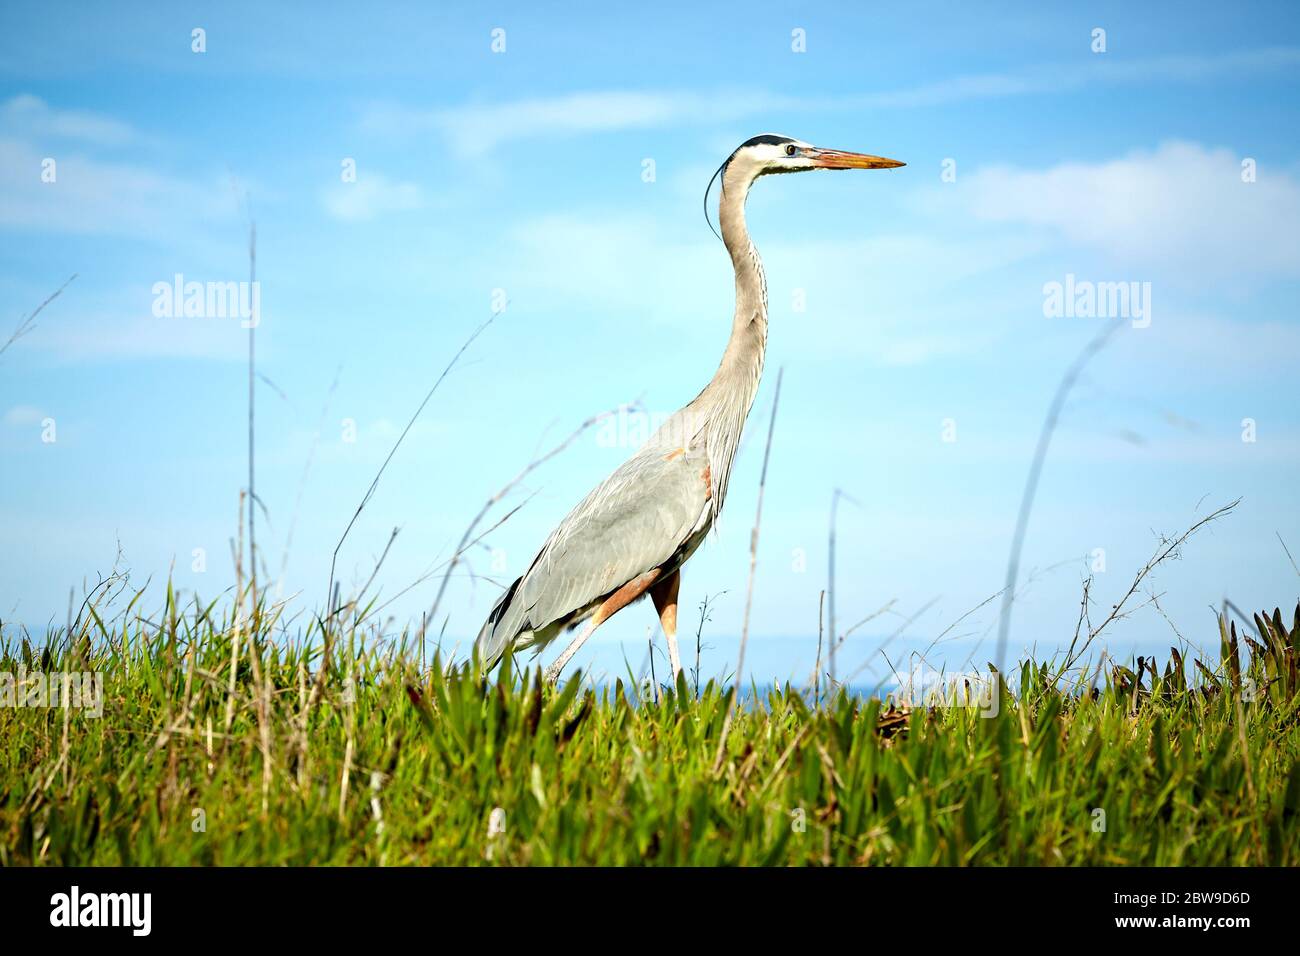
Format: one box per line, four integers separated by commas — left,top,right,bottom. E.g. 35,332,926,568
3,595,1299,866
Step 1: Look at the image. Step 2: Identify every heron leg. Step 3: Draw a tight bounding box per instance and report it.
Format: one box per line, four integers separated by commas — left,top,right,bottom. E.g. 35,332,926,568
542,618,599,685
650,569,682,680
544,569,662,684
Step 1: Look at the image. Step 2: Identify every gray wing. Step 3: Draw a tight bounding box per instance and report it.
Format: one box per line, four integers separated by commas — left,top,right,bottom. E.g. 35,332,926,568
477,439,711,666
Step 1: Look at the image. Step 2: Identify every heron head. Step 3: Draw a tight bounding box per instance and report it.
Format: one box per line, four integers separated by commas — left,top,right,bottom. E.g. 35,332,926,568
704,134,904,240
727,134,905,180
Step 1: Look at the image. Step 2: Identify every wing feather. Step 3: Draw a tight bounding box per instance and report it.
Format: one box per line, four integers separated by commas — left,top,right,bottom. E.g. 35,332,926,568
478,436,711,662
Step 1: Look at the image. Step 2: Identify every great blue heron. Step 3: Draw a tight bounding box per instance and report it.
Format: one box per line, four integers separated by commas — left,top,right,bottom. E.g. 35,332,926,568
477,134,904,682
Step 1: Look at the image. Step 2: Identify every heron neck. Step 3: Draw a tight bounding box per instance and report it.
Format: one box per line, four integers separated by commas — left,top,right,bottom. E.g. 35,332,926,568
692,168,767,512
722,175,768,325
701,172,766,404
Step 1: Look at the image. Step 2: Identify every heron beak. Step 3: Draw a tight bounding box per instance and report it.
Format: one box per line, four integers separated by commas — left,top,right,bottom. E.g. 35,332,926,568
810,148,905,170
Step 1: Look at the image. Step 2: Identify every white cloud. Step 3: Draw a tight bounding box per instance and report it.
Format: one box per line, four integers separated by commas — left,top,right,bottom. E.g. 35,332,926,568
953,141,1300,278
29,308,251,363
1110,310,1300,379
357,46,1300,155
360,90,794,156
321,173,426,221
1,94,135,145
0,96,261,245
4,405,46,426
0,137,240,239
853,46,1300,110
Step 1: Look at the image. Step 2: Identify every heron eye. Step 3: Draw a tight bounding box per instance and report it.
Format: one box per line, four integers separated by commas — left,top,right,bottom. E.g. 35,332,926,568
785,144,797,156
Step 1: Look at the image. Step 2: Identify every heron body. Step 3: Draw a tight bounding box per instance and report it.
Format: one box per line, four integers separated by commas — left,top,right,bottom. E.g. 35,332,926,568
476,135,903,681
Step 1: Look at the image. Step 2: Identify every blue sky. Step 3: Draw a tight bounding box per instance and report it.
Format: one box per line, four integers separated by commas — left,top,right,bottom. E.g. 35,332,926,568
2,1,1298,686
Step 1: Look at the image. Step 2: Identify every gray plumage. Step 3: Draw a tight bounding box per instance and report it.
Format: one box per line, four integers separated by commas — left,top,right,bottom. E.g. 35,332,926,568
478,415,714,667
476,135,903,676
